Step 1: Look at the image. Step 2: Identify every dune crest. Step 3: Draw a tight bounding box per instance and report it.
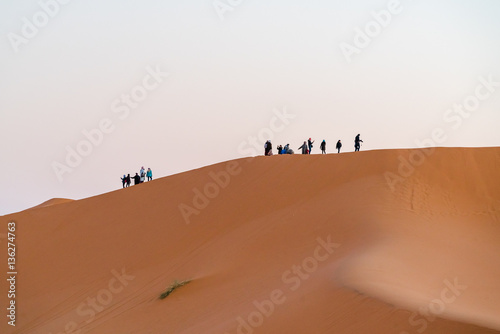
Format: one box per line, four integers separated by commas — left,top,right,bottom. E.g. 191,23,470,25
29,198,74,210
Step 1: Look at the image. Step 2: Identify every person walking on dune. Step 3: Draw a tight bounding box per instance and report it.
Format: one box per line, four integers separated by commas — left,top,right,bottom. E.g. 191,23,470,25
320,140,326,154
336,140,342,153
266,140,273,156
146,168,153,181
140,166,146,183
308,138,314,154
298,141,308,155
354,134,363,152
121,174,127,188
133,173,141,185
126,174,131,187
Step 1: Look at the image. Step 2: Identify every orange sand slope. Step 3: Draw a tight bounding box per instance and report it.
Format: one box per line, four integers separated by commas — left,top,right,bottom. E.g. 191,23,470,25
1,147,500,334
29,198,74,209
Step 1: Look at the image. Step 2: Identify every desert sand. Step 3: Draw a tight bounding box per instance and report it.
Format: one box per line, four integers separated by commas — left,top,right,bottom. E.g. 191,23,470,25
1,147,499,334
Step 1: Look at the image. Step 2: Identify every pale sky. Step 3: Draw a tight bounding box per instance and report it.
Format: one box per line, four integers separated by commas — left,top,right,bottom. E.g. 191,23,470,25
1,0,500,215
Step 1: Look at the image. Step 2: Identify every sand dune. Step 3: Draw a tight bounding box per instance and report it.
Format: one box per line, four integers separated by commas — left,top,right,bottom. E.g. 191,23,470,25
1,147,499,334
29,198,74,209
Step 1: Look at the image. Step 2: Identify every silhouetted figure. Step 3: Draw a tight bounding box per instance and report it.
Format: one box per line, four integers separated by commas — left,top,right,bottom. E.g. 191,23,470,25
133,173,141,185
308,138,314,154
336,140,342,153
121,174,126,188
320,140,326,154
354,134,363,152
284,144,294,154
147,168,153,181
126,174,131,187
298,141,308,155
277,145,283,155
266,140,273,156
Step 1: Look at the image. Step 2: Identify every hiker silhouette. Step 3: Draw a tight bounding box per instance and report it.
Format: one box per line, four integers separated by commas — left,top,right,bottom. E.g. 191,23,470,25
354,134,363,152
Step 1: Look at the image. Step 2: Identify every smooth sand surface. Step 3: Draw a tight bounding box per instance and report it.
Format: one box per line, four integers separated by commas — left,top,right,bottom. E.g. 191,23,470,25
29,198,75,209
1,147,499,334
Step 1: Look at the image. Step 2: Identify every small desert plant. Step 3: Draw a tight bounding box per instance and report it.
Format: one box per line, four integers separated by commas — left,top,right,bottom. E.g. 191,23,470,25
159,279,191,299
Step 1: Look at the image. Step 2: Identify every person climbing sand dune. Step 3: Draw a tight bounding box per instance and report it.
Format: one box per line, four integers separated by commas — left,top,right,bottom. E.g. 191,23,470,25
355,134,363,152
140,167,146,183
133,173,141,185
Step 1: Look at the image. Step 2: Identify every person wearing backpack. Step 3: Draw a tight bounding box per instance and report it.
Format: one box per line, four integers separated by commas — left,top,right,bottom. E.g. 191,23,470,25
121,174,127,188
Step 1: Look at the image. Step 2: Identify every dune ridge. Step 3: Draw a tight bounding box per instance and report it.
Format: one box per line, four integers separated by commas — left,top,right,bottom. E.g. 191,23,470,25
29,198,74,210
1,147,499,334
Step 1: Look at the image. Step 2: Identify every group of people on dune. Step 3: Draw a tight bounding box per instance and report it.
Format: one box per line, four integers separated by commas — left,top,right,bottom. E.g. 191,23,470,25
118,135,364,188
265,134,363,156
120,166,153,188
